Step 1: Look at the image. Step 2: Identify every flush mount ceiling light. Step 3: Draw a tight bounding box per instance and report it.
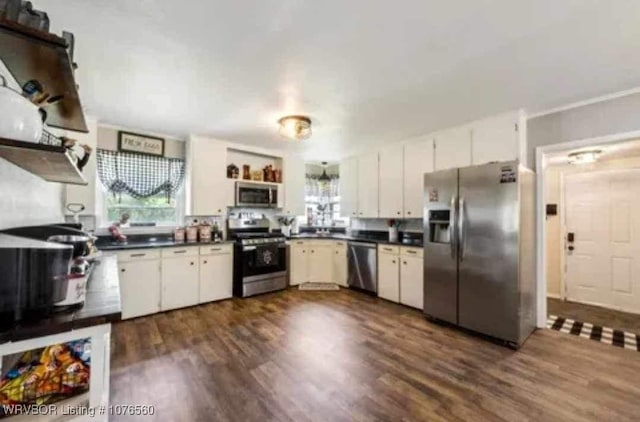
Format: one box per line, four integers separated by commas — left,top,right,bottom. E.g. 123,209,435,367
567,149,602,165
278,115,312,140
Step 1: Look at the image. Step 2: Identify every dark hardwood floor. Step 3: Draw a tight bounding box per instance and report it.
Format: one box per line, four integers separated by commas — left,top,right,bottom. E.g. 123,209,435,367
111,289,640,421
548,298,640,334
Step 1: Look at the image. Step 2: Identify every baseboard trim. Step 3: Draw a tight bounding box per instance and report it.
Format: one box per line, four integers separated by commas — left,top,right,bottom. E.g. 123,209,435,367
546,293,562,299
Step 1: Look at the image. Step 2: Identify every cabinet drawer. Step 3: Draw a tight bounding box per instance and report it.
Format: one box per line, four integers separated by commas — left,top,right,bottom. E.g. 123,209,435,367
401,247,423,258
117,249,161,262
289,240,307,247
161,246,199,258
199,244,233,255
378,245,400,255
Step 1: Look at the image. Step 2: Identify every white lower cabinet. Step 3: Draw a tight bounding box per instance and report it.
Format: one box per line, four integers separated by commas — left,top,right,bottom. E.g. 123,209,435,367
400,247,424,309
289,241,308,286
308,244,333,283
333,241,348,287
117,245,234,319
199,244,233,303
378,248,400,302
289,240,346,285
118,257,161,319
377,245,424,309
161,255,200,311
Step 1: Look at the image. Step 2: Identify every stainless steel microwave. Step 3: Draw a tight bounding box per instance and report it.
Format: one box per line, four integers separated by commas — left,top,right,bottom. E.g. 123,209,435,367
235,182,278,208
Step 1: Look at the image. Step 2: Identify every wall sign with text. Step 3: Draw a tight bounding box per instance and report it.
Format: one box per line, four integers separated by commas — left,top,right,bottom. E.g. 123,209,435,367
118,131,165,157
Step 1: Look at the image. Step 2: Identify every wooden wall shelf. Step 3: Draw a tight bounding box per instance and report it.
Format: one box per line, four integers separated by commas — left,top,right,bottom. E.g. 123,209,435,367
0,137,87,185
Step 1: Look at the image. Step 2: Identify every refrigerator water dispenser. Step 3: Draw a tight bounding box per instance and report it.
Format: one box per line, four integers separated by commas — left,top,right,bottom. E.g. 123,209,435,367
428,210,451,244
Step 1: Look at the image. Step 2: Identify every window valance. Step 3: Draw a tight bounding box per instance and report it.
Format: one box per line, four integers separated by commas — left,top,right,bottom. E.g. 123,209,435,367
96,149,185,201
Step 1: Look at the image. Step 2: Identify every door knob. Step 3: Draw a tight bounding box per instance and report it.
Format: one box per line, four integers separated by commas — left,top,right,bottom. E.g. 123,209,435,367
568,246,575,251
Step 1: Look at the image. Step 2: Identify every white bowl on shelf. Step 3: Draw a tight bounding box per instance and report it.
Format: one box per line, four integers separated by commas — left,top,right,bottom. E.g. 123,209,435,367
0,76,43,143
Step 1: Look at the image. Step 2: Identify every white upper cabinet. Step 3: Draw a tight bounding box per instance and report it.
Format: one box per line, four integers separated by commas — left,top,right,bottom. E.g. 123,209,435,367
379,144,404,218
403,135,434,219
282,154,306,216
471,110,525,165
434,126,472,171
186,136,228,216
340,156,358,218
357,152,379,218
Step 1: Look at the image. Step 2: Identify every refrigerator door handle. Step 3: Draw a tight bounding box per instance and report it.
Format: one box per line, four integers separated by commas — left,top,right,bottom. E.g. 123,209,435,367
458,197,466,261
449,195,457,260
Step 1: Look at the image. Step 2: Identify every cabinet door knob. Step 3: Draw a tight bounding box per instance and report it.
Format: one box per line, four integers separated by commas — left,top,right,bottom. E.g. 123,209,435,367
203,260,208,264
392,260,396,264
407,211,412,215
190,262,195,266
311,250,314,254
397,211,400,215
403,261,407,265
121,268,126,272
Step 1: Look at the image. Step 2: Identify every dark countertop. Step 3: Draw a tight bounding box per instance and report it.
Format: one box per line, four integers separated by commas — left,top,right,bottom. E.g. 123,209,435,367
0,255,122,344
290,233,423,247
96,235,234,251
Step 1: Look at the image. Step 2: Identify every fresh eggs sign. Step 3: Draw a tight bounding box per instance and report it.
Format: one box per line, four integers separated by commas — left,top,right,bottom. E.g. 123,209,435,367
118,131,165,157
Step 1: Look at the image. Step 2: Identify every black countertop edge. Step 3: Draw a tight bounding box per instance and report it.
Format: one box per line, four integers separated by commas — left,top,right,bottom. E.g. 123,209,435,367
96,239,235,251
0,255,122,344
289,233,423,247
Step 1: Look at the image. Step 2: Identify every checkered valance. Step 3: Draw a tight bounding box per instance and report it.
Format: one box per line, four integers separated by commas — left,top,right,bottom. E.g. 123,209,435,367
96,149,185,201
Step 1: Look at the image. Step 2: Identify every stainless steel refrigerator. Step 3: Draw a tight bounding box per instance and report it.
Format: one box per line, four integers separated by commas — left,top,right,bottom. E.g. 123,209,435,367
423,160,536,347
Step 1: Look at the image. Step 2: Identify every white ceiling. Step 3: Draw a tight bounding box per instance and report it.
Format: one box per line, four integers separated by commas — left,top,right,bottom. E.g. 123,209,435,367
37,0,640,160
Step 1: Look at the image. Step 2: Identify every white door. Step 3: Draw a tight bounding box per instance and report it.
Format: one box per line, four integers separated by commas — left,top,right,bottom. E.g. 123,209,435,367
564,169,640,313
283,154,306,216
379,144,404,218
118,259,161,319
403,135,434,218
161,256,200,311
378,252,400,302
434,126,472,171
199,253,233,303
308,245,333,283
289,244,308,286
340,157,358,218
400,255,424,309
357,152,379,217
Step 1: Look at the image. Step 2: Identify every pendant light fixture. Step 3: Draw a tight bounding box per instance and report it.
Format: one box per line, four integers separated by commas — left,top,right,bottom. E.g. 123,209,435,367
318,161,331,182
278,115,312,140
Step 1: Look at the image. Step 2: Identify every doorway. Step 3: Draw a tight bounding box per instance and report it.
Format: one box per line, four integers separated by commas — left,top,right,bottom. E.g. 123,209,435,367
540,136,640,343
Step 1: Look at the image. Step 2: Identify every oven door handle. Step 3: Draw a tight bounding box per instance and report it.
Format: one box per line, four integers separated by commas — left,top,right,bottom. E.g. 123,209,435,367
243,246,257,251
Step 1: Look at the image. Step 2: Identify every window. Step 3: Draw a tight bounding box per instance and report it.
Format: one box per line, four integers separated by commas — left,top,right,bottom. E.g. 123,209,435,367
299,173,348,227
96,149,185,226
104,190,182,226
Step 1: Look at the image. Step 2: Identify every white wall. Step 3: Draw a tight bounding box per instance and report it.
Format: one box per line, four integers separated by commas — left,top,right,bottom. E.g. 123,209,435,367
97,125,185,158
0,62,65,229
544,156,640,297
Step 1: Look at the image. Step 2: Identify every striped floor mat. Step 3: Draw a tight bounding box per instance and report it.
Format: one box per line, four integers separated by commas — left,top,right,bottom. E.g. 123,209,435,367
547,315,640,351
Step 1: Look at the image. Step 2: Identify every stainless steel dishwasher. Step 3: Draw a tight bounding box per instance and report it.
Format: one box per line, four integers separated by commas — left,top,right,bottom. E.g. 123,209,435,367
347,241,377,294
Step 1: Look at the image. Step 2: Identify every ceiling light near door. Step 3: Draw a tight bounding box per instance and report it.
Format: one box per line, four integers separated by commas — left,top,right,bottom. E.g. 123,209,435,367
278,115,311,140
568,149,602,165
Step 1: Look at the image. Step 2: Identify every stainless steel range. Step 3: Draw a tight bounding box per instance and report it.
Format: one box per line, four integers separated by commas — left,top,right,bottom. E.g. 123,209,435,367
228,218,287,297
